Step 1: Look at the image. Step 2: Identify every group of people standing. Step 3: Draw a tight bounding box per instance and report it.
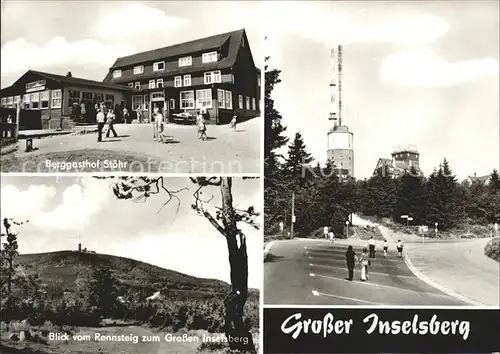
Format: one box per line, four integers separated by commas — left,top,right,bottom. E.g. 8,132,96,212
344,238,404,281
96,104,118,142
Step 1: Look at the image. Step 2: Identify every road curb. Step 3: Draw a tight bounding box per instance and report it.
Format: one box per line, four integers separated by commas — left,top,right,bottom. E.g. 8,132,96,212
263,241,275,260
403,251,485,306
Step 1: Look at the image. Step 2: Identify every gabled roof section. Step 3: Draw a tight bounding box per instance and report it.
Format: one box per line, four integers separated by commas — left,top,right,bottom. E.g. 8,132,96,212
110,29,245,70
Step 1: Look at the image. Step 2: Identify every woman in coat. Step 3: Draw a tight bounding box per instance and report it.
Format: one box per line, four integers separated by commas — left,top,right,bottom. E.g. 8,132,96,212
345,245,357,281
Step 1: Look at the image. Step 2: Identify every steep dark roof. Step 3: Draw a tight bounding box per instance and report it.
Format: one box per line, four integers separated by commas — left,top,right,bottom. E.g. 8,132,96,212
28,70,136,92
373,158,423,177
110,29,245,70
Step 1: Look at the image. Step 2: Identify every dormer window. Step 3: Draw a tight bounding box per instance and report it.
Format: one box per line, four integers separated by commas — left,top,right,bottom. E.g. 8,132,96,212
112,70,122,78
153,61,165,71
202,51,218,63
157,79,164,88
134,82,140,90
128,83,134,88
179,56,192,67
134,65,144,75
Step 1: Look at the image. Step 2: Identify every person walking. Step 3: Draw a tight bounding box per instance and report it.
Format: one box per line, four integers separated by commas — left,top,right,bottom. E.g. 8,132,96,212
96,109,105,142
323,226,329,239
105,109,118,138
368,236,376,258
383,239,389,258
397,240,404,258
155,107,165,143
345,245,357,281
136,105,143,124
328,230,335,243
359,247,370,281
123,107,129,124
230,115,237,131
196,110,207,140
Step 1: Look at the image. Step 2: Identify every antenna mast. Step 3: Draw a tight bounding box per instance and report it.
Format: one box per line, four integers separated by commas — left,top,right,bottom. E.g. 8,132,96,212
328,48,337,122
338,45,343,127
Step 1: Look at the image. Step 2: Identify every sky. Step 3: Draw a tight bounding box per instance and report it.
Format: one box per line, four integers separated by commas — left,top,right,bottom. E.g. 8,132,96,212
1,1,262,87
264,0,500,180
0,176,262,289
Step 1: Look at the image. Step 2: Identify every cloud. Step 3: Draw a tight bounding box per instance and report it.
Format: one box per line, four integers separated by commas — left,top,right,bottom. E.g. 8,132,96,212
1,185,57,223
379,50,499,87
0,37,135,74
94,3,188,38
34,178,111,232
263,2,449,45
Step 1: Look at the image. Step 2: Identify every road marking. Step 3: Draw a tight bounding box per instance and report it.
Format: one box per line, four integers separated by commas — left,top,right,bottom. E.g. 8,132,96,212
309,263,416,279
311,289,385,305
309,272,453,299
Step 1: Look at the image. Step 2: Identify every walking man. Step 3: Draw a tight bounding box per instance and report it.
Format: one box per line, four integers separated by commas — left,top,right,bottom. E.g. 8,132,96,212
397,240,404,258
383,239,389,258
345,245,357,281
96,109,105,142
368,236,376,258
105,109,118,138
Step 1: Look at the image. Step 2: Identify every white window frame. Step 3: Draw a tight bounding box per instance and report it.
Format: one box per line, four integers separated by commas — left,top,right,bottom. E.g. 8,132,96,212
252,97,256,111
132,95,143,110
134,65,144,75
153,61,165,71
179,56,192,67
246,96,250,110
51,90,61,108
156,78,164,88
128,83,134,88
23,94,31,108
40,90,50,109
134,82,141,90
183,74,191,87
225,90,232,109
238,95,243,109
1,98,6,107
174,76,182,88
14,95,21,104
170,98,175,109
112,70,122,78
202,51,218,63
217,89,225,109
196,89,212,109
143,95,149,110
203,70,221,85
180,90,195,109
30,93,40,109
7,96,14,107
149,80,156,89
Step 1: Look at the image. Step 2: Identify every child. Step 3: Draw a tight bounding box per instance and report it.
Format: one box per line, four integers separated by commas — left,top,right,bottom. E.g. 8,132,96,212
197,111,207,140
230,115,237,130
397,239,403,258
359,247,370,281
328,231,335,243
383,239,389,258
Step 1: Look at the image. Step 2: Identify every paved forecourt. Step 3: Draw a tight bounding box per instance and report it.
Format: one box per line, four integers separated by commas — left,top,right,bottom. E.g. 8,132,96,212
264,238,467,306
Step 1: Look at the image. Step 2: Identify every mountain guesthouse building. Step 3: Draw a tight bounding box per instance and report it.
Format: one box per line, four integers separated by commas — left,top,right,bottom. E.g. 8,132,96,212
102,28,260,125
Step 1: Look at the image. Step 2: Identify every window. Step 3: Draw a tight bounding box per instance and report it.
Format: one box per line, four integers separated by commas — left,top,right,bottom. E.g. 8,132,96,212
179,56,192,67
246,96,250,110
143,95,148,110
105,94,115,108
153,61,165,71
225,90,232,109
157,79,163,88
202,51,217,63
132,95,143,110
7,96,14,107
152,92,164,99
128,83,134,88
113,70,122,78
238,95,243,109
170,98,175,109
23,94,31,109
196,89,212,109
174,76,182,88
68,90,80,108
1,98,6,107
252,97,256,111
14,95,21,105
180,90,195,109
217,89,225,109
31,93,40,109
149,80,156,89
40,91,50,109
134,82,141,90
183,75,191,87
204,70,221,84
82,92,92,101
134,66,144,75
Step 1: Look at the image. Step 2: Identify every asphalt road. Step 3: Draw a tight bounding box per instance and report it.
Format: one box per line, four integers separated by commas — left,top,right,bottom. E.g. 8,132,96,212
264,239,467,306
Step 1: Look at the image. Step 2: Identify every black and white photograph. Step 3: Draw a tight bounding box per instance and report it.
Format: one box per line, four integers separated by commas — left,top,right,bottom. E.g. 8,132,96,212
264,1,499,306
0,1,261,173
0,176,261,353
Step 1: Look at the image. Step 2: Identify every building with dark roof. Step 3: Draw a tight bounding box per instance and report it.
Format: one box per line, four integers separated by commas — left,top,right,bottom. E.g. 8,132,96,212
0,70,135,130
464,173,492,185
103,28,260,125
373,145,423,178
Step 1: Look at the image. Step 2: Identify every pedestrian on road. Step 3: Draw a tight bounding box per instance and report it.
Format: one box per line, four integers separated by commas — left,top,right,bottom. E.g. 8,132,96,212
155,107,166,143
328,231,335,243
368,236,376,258
383,239,389,258
359,247,370,281
123,107,129,124
105,109,118,138
397,240,404,258
345,245,357,281
230,115,237,131
197,110,207,140
136,105,143,124
96,110,105,142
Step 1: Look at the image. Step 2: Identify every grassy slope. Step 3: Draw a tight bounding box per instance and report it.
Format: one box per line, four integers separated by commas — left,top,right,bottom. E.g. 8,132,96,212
484,237,500,262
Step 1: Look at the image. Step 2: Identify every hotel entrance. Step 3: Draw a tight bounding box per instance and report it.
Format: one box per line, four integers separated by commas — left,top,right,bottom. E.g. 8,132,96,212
150,91,167,120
